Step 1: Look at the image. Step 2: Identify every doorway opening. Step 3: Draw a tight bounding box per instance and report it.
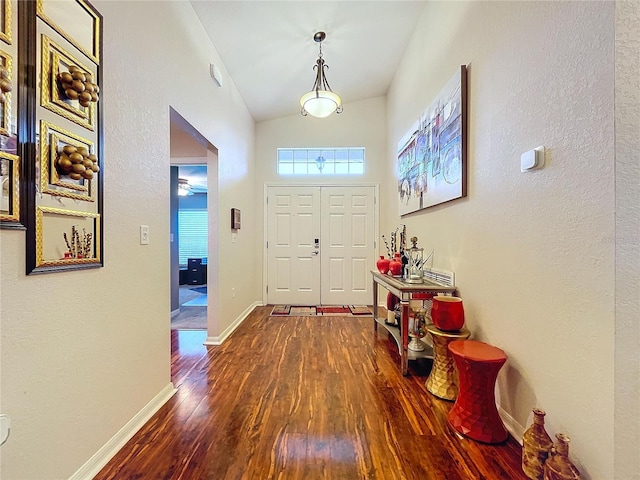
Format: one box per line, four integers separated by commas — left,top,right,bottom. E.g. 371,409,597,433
169,108,218,332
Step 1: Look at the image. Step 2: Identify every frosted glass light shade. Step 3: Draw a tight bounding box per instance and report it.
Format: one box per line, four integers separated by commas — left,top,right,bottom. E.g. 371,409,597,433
300,90,342,118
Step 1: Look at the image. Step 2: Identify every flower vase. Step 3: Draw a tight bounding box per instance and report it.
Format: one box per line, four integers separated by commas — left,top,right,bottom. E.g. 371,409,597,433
388,253,403,276
376,255,390,274
408,305,427,351
543,434,581,480
522,408,553,479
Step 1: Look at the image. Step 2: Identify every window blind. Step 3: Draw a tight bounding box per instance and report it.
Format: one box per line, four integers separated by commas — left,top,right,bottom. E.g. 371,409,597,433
178,209,208,265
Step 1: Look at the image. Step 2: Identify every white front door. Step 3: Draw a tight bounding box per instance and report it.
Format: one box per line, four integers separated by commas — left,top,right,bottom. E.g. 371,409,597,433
266,186,321,305
321,186,376,305
266,185,377,306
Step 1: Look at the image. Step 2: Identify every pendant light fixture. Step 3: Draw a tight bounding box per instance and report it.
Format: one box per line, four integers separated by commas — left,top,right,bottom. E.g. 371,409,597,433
300,31,343,118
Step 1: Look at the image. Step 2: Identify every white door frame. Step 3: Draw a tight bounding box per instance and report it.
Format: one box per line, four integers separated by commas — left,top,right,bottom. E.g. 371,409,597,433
263,182,380,305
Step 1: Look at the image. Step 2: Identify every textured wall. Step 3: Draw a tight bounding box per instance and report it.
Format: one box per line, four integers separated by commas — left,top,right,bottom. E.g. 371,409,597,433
0,2,256,478
614,1,640,478
387,2,615,478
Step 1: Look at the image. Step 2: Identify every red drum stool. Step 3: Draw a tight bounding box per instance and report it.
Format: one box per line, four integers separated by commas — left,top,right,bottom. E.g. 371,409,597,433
447,340,508,443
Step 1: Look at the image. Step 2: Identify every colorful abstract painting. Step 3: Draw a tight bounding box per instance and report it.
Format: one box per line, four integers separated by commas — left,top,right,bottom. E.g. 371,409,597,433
397,65,467,216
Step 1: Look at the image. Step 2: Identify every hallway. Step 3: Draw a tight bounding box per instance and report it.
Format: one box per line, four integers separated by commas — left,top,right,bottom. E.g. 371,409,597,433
96,307,525,479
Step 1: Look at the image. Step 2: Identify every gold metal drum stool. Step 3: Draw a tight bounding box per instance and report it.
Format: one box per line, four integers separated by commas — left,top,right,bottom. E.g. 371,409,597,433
425,325,470,400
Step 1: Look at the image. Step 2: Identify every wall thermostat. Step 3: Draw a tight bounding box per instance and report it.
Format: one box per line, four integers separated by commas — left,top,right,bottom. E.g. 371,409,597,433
521,146,545,172
210,63,223,88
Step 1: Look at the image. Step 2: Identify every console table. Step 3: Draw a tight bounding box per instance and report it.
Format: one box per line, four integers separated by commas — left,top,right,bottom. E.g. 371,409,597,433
371,270,456,376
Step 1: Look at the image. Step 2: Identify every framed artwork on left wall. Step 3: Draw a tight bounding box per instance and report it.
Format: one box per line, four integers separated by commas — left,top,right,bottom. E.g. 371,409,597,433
20,0,104,273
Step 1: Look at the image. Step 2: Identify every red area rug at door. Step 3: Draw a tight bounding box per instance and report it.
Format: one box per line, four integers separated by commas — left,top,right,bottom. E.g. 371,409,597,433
270,305,372,317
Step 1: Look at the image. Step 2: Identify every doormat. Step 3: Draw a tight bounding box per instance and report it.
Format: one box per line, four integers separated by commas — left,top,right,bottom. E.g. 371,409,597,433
270,305,372,317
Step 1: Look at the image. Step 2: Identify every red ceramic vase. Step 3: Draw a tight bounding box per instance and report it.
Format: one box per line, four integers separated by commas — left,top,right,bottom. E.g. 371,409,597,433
388,253,403,276
431,296,465,331
376,256,390,274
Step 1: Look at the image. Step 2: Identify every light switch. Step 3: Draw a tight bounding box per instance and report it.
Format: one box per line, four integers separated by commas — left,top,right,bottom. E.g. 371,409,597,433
140,225,149,245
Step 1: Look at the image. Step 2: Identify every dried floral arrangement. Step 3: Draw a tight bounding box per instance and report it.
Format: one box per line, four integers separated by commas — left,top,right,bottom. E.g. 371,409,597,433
381,225,407,259
62,225,92,259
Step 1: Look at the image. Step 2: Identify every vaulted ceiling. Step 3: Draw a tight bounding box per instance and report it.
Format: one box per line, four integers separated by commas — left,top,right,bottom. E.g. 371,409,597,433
189,0,427,122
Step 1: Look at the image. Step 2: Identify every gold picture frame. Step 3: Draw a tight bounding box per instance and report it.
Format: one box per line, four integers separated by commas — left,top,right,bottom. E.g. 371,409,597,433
39,120,96,201
0,0,12,45
36,0,100,64
35,205,101,270
41,35,96,131
0,150,19,223
0,49,11,135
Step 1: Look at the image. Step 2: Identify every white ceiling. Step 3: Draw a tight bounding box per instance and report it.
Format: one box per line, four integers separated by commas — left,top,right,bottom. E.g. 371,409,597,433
189,0,427,122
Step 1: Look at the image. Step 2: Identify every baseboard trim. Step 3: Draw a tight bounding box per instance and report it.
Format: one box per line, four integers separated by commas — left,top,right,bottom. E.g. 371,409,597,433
69,382,176,480
204,301,263,346
499,404,525,445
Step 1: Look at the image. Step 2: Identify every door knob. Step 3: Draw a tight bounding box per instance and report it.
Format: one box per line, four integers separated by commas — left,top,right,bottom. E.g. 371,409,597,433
312,250,319,255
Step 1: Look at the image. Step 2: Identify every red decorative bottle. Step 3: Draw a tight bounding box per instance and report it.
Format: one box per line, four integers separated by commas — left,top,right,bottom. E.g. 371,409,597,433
388,253,403,276
376,255,390,274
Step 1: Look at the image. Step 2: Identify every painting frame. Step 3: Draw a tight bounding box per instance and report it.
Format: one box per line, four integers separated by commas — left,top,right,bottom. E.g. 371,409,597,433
21,0,104,274
39,120,96,201
0,49,11,135
0,150,19,223
40,34,96,131
397,65,468,216
0,0,12,45
36,0,101,64
34,205,101,272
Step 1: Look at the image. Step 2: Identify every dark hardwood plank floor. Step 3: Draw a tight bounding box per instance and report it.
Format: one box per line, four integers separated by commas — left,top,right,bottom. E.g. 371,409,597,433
96,306,527,480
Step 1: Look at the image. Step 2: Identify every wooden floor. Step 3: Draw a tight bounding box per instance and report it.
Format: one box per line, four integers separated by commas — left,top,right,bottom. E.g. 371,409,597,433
96,306,527,480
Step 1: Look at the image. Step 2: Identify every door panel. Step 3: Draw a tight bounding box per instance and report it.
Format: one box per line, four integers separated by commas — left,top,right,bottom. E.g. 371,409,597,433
321,186,375,305
267,185,375,306
267,186,321,305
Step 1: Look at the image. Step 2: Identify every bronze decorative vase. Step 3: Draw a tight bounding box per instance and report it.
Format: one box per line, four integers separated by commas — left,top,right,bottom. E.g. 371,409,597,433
543,434,581,480
522,408,553,479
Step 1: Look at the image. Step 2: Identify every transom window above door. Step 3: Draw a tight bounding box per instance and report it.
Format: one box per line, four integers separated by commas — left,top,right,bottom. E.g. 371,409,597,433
277,147,365,175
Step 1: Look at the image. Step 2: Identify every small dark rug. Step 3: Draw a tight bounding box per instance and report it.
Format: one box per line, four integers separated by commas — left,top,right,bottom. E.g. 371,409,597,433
270,305,372,317
190,286,207,294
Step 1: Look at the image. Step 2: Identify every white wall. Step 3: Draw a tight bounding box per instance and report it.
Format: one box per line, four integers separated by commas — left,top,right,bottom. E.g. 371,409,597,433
255,97,388,298
614,2,640,479
256,96,387,186
0,1,257,478
387,2,618,479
